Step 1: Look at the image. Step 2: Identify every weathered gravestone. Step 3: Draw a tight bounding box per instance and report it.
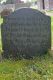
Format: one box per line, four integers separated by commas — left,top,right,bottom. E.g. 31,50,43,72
1,8,51,59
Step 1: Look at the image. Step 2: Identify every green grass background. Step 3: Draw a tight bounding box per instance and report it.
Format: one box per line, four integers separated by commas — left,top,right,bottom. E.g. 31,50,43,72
0,16,53,80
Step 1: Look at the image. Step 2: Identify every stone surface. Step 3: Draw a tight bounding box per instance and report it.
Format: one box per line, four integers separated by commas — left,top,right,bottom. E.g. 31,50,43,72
1,8,51,58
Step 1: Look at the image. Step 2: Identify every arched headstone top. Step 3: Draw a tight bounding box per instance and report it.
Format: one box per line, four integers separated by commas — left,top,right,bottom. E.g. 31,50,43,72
7,8,48,18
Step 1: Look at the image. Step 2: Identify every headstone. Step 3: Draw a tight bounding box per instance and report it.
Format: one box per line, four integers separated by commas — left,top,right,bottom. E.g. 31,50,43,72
1,8,51,59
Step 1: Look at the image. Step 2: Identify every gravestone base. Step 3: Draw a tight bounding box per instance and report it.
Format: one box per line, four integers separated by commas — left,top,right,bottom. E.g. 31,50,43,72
2,45,49,59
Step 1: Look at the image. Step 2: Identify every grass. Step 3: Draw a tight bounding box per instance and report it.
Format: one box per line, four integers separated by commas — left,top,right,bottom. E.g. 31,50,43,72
46,10,53,13
0,16,3,25
0,16,53,80
0,53,53,80
51,16,53,31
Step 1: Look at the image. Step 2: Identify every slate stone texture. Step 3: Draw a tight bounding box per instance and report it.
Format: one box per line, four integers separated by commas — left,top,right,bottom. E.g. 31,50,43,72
1,8,51,59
